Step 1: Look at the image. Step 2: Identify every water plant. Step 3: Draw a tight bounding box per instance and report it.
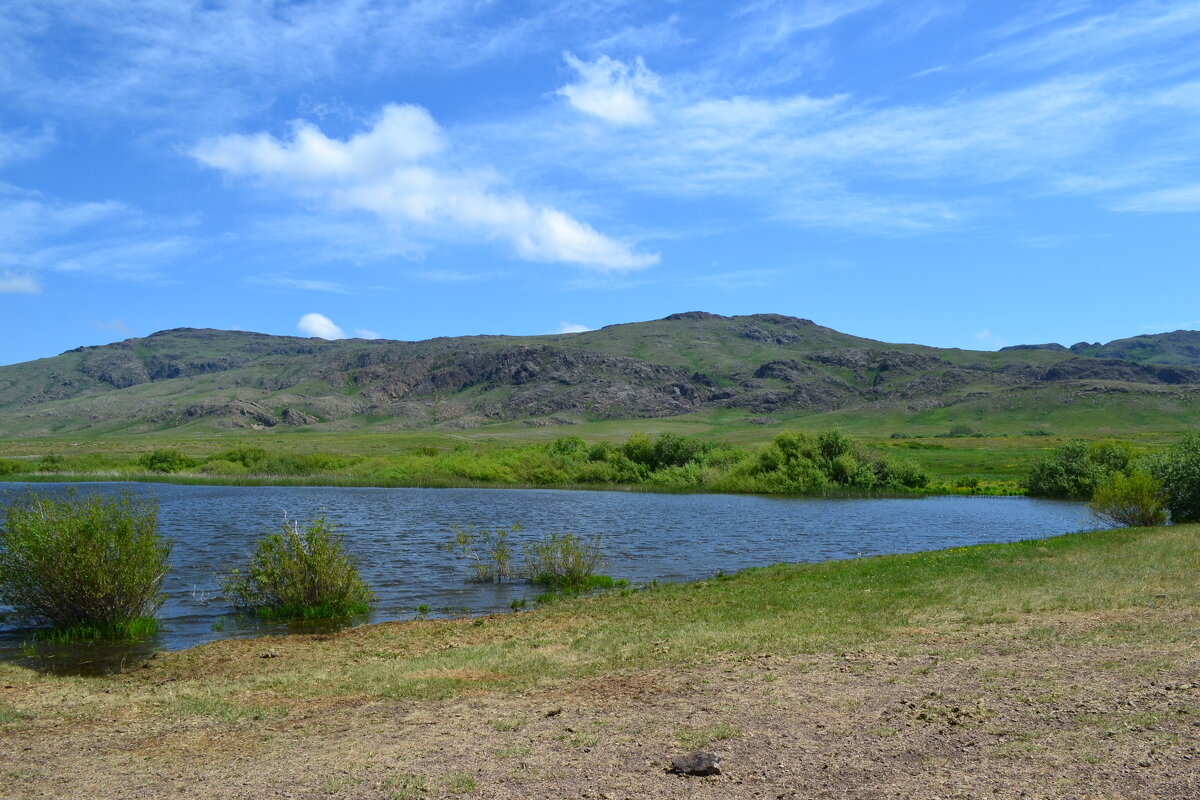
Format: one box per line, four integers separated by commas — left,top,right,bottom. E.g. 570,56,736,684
443,523,519,582
520,531,606,592
0,490,170,640
221,514,374,619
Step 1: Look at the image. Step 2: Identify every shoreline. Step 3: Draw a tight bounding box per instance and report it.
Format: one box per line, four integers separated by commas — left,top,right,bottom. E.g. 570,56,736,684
0,525,1195,798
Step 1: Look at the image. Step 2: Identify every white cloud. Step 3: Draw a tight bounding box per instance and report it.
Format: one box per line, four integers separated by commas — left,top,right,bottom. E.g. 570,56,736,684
559,52,660,126
297,312,346,339
1111,185,1200,214
194,104,657,271
0,1,669,134
0,127,54,167
247,275,353,294
0,191,126,248
494,43,1200,232
94,318,131,334
555,321,590,333
981,0,1200,70
354,328,381,339
0,269,40,294
973,329,1007,349
734,0,887,50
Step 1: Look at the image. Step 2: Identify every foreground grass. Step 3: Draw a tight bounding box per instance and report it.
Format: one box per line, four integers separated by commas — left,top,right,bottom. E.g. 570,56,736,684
1,525,1196,798
3,524,1195,699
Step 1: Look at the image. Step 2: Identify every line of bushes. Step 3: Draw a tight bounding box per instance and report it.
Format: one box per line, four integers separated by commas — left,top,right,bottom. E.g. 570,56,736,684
0,430,934,496
1025,432,1200,525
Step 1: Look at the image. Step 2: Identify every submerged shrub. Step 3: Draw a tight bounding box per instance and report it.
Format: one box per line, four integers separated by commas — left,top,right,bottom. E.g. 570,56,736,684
222,515,373,619
521,532,606,592
1089,470,1167,528
0,491,170,637
443,524,518,583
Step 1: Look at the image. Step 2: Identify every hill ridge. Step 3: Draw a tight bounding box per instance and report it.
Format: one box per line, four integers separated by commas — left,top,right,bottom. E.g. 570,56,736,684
1,313,1197,436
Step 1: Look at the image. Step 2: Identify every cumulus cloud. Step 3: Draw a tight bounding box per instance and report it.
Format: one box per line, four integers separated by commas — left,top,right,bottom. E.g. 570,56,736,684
0,269,40,294
297,312,346,339
559,52,660,126
193,104,657,272
555,321,590,333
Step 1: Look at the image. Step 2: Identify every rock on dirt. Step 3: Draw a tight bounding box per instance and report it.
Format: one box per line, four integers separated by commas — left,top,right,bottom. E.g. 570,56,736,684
669,751,722,776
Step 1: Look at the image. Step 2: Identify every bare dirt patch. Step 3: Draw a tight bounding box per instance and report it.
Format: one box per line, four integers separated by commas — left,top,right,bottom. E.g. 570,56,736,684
1,604,1196,799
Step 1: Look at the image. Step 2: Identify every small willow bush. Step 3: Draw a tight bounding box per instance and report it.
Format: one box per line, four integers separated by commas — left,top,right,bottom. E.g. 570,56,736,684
222,515,374,619
0,491,170,639
1089,470,1167,527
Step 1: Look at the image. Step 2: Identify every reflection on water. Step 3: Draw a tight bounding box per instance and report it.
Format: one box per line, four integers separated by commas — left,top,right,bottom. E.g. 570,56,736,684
0,483,1090,674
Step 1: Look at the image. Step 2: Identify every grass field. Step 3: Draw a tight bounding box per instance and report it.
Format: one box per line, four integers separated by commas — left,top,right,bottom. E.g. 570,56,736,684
1,524,1195,798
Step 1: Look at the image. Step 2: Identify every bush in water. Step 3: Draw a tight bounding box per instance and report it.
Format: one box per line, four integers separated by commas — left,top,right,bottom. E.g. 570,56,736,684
222,515,374,619
0,491,170,640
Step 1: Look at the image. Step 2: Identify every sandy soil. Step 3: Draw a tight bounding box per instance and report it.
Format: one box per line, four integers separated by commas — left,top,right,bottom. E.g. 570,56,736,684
1,606,1197,800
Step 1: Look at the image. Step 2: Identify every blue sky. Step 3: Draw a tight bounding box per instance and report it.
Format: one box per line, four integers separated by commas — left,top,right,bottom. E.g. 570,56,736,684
2,1,1199,365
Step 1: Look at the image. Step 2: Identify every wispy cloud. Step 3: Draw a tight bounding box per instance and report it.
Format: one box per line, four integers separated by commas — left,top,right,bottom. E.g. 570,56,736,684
94,318,131,334
973,328,1007,350
0,269,40,294
247,275,354,294
194,104,658,271
1111,184,1200,214
490,24,1200,233
554,321,590,333
354,328,381,339
0,190,126,248
980,0,1200,69
0,1,663,134
734,0,887,49
297,312,346,340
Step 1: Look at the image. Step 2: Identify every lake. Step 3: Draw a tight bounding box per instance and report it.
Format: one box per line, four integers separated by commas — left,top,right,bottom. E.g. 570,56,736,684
0,483,1091,668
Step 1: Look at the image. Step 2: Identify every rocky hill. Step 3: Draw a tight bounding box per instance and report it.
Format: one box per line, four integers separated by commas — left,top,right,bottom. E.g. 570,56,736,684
0,313,1197,436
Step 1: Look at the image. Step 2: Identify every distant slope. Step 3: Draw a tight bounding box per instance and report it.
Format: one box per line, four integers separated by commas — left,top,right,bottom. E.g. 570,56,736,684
1002,330,1200,366
0,313,1197,437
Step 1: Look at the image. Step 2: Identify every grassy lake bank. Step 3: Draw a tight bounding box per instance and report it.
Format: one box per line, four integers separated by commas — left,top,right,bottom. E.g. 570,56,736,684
1,524,1196,798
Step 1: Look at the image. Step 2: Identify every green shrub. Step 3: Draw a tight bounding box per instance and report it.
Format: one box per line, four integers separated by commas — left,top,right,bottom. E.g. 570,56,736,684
520,532,606,592
1025,439,1133,499
1089,470,1167,528
547,436,586,458
209,446,268,469
0,459,26,476
948,424,977,437
36,453,65,472
0,491,170,637
1149,432,1200,523
222,515,374,619
138,449,197,473
199,459,248,476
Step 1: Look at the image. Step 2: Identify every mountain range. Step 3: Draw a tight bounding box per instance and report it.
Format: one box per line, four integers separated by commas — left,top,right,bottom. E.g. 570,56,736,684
1,312,1198,437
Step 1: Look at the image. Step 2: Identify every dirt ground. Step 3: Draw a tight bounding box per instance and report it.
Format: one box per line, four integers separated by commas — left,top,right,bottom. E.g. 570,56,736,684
1,606,1197,800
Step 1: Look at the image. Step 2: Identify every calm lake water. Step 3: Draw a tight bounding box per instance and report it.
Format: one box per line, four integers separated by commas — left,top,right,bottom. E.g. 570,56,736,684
0,483,1091,670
